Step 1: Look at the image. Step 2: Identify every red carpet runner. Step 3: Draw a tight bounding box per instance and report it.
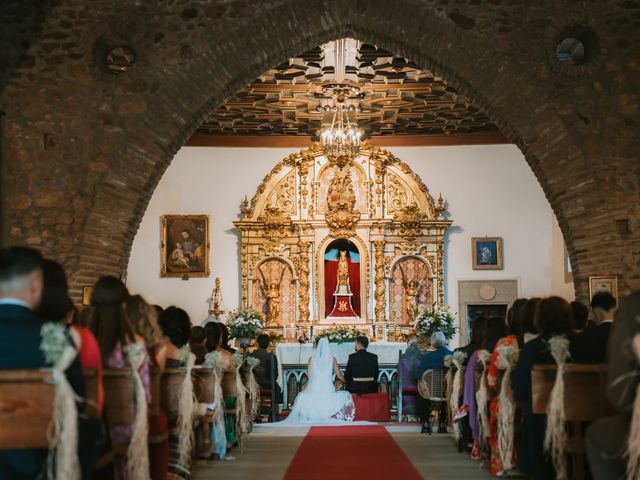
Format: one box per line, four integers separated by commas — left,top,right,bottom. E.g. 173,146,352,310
284,426,421,479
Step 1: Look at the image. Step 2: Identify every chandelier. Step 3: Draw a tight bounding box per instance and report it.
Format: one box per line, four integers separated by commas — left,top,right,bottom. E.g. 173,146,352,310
318,84,364,168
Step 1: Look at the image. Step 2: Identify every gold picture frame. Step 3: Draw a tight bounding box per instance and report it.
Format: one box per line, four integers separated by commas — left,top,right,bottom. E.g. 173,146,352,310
82,286,93,306
589,276,618,302
472,237,503,270
161,214,210,278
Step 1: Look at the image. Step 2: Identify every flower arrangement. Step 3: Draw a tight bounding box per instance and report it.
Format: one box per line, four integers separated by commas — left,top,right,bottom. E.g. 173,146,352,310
226,307,265,339
315,325,362,344
414,304,457,340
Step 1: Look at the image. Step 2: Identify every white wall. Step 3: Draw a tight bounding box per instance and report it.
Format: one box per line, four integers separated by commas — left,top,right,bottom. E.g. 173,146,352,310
127,144,574,325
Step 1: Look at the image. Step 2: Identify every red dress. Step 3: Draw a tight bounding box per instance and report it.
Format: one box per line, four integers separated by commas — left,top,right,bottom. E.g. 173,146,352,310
72,325,104,415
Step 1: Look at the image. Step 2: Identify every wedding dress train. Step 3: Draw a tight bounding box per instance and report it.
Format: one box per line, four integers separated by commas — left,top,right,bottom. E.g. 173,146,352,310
281,338,355,424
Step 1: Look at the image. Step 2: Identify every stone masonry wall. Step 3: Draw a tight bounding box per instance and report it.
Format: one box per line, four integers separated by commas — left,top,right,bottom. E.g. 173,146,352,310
0,0,638,302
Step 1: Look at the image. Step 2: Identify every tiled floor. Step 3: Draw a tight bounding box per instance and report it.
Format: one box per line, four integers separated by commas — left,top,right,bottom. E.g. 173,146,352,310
192,425,493,480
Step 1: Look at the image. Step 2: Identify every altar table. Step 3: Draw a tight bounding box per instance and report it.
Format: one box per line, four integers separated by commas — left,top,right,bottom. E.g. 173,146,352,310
275,342,406,409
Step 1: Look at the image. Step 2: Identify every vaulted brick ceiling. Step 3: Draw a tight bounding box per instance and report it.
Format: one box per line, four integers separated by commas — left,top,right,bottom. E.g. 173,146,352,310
198,38,499,138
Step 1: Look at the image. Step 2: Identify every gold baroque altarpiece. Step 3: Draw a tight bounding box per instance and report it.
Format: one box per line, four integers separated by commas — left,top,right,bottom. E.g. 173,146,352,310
234,143,452,342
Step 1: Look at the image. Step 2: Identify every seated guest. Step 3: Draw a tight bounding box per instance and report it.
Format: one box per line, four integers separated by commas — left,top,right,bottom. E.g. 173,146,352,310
189,325,208,365
455,316,489,361
487,300,526,475
0,247,84,480
345,335,379,396
204,321,234,371
127,294,168,480
157,307,192,479
204,321,237,448
573,292,617,363
570,300,590,333
87,276,151,480
414,332,452,433
249,333,282,402
586,291,639,479
37,259,104,480
512,296,576,480
219,322,237,354
463,317,507,457
399,336,425,418
521,297,542,343
158,306,192,367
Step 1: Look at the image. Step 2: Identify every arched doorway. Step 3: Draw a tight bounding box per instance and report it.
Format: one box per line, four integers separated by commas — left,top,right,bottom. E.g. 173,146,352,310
2,2,635,302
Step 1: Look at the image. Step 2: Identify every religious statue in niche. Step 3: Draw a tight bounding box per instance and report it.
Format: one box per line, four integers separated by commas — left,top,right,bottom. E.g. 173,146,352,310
325,239,360,318
258,263,287,325
390,257,433,324
399,263,420,322
336,251,351,294
161,214,210,278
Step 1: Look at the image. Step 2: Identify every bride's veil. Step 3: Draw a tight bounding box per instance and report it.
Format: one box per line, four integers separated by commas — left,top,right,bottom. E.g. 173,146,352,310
306,337,334,392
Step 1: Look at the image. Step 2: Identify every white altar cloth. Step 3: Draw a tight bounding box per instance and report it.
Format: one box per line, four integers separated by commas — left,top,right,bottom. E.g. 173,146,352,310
276,342,406,366
275,342,406,388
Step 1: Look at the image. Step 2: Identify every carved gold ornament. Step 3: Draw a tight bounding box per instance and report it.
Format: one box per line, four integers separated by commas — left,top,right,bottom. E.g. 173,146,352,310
325,167,360,238
393,203,426,240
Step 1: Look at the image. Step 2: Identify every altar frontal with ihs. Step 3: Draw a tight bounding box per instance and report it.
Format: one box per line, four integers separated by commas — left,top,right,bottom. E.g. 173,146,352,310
234,142,453,343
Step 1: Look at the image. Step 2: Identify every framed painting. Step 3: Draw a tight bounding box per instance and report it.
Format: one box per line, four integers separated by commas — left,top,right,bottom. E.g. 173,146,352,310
82,286,93,306
472,237,503,270
161,214,210,278
589,276,618,302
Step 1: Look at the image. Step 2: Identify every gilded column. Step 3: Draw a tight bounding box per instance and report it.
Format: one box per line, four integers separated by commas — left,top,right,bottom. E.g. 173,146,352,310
241,239,249,308
298,241,311,323
374,240,386,322
437,238,445,306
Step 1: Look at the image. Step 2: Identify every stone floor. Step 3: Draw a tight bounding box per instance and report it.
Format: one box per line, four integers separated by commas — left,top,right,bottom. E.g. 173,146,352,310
192,425,493,480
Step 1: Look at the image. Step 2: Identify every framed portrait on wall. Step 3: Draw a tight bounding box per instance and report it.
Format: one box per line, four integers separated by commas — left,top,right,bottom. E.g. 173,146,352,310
161,215,210,278
472,237,503,270
82,286,93,306
589,276,618,301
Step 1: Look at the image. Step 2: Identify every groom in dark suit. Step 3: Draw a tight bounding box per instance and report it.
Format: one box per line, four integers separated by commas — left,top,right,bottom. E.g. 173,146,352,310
345,336,379,395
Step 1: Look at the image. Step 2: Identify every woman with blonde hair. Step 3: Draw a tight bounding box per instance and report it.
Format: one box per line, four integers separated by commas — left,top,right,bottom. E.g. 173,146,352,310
126,294,168,480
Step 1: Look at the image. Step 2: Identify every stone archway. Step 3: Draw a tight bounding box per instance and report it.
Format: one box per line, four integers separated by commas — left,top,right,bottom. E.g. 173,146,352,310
1,1,638,301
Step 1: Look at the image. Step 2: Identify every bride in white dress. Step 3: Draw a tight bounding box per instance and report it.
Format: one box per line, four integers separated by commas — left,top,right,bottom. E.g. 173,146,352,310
282,337,355,424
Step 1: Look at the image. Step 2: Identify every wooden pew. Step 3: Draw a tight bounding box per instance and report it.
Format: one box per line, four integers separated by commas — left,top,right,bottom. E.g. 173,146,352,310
532,364,614,479
0,370,54,449
0,369,101,450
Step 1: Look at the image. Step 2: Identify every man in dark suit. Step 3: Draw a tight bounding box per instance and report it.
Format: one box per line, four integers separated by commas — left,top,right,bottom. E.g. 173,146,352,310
248,333,282,402
0,247,82,480
586,291,640,479
572,291,617,363
344,335,379,396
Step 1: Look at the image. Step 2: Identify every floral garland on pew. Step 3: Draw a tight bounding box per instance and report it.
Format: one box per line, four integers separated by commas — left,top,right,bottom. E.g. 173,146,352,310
233,353,250,447
176,345,197,466
626,333,640,479
244,357,261,424
203,351,227,460
475,349,492,445
40,323,80,480
544,336,571,480
445,351,467,441
122,342,150,480
495,343,518,472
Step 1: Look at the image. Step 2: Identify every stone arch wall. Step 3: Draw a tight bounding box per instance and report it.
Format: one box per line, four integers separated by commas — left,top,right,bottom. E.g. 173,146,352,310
1,0,638,302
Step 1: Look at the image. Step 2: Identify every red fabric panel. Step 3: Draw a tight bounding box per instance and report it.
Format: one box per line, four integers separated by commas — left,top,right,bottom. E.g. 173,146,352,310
324,257,361,317
352,392,391,422
325,260,338,316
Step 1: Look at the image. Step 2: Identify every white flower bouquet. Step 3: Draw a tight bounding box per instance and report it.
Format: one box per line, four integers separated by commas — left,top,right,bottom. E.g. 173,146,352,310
315,325,362,344
226,307,265,339
414,304,457,340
